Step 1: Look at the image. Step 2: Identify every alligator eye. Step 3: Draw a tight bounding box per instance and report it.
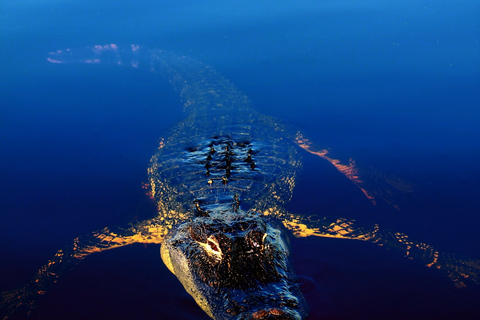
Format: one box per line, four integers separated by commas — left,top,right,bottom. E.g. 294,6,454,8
246,230,266,249
207,236,221,252
200,235,222,261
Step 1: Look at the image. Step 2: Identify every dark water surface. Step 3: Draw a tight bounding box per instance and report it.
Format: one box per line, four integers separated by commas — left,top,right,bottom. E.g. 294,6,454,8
1,1,479,319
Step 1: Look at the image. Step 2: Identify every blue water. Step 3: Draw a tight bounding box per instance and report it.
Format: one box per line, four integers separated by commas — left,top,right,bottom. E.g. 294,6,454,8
1,1,479,319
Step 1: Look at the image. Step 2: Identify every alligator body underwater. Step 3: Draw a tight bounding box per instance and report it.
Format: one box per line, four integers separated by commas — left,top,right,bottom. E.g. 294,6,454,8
1,44,479,320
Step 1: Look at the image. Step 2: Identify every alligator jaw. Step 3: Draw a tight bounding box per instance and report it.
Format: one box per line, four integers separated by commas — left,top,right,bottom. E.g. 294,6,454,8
236,308,302,320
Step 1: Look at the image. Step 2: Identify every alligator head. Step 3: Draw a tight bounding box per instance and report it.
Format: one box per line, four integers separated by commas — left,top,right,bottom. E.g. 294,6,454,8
161,209,309,320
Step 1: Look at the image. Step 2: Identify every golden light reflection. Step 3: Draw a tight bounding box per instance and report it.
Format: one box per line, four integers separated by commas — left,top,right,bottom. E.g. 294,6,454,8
71,222,167,259
294,133,376,204
283,218,376,241
282,215,479,287
158,137,165,149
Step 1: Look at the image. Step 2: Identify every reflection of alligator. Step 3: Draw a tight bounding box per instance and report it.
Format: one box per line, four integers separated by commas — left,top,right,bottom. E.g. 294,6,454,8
1,44,479,320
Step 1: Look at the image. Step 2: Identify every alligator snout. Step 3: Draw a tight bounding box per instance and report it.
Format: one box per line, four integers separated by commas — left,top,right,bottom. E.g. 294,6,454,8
237,308,302,320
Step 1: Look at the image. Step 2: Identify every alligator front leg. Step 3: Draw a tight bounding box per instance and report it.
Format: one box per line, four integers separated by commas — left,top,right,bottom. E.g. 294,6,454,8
268,207,480,288
0,217,167,320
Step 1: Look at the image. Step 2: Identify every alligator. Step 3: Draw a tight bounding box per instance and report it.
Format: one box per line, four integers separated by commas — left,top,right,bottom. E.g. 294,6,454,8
1,44,478,320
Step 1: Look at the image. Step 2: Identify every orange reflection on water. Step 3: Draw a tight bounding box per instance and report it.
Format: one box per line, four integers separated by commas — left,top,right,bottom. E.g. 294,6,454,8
294,133,376,205
141,182,154,199
283,218,376,241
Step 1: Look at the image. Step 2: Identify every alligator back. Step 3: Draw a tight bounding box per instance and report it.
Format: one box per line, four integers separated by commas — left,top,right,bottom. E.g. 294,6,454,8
143,48,302,218
149,117,300,215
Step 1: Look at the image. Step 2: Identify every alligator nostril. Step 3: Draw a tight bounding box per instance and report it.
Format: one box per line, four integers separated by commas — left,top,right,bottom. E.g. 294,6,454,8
269,308,284,316
249,308,299,320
